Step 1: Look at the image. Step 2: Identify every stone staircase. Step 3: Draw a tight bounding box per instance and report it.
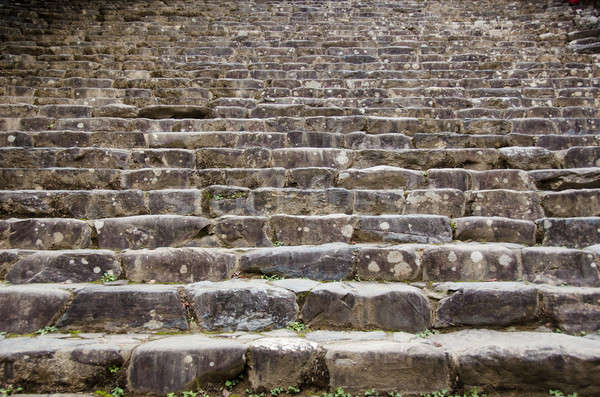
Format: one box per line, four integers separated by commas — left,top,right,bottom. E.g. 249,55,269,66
1,0,600,396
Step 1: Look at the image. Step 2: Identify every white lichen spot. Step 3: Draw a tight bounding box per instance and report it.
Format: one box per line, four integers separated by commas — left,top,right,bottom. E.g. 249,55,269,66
209,361,215,367
7,135,15,143
470,251,483,263
592,263,597,269
392,262,411,277
180,265,188,274
184,355,193,364
303,227,310,232
379,222,390,231
95,220,104,231
448,251,458,263
544,219,552,229
499,254,512,266
77,122,84,129
93,266,101,274
387,250,403,263
53,232,64,243
341,224,354,239
81,258,88,265
335,151,349,166
367,261,380,272
69,259,75,265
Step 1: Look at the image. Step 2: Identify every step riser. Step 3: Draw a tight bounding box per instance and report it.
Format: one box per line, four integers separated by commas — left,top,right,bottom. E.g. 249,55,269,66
1,279,599,335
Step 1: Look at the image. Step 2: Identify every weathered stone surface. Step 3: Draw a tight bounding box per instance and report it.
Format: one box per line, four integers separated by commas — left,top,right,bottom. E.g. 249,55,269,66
427,169,470,191
6,250,121,283
356,245,421,281
521,247,600,287
0,285,70,333
454,216,536,245
0,334,144,393
138,105,212,119
128,336,246,395
530,168,600,191
469,169,535,191
121,248,237,283
148,189,205,216
539,285,600,333
355,215,452,244
54,190,147,219
423,243,520,282
0,218,91,250
432,330,600,395
467,190,544,221
247,338,324,391
434,282,538,327
254,188,353,216
271,215,355,245
94,215,211,250
538,217,600,248
542,189,600,217
272,148,352,169
213,216,273,247
564,147,600,168
353,190,405,215
405,189,465,217
499,147,561,170
286,167,336,189
302,282,430,332
325,340,451,395
240,243,354,280
336,166,425,189
186,280,298,331
57,285,188,332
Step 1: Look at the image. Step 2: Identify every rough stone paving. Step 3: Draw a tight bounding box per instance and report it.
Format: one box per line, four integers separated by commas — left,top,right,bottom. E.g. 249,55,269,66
1,0,600,395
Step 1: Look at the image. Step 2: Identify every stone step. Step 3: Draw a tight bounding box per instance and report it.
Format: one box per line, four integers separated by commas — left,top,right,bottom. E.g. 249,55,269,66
0,214,453,249
0,238,599,286
2,280,600,335
4,116,600,136
4,186,589,219
2,186,597,220
2,241,598,286
4,130,600,152
3,146,595,171
2,166,599,194
1,329,599,395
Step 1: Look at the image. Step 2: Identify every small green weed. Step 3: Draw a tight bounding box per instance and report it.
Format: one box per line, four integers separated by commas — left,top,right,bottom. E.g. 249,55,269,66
549,390,578,397
273,240,284,247
35,326,58,336
261,274,283,281
108,365,120,374
101,272,116,282
0,386,23,397
287,321,306,333
270,387,284,396
364,389,379,397
213,194,224,201
111,387,125,397
323,387,352,397
287,386,301,395
421,388,486,397
417,329,439,338
387,393,402,397
225,374,244,390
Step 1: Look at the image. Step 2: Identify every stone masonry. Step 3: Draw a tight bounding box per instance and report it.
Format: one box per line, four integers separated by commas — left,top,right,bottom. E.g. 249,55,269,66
1,0,600,396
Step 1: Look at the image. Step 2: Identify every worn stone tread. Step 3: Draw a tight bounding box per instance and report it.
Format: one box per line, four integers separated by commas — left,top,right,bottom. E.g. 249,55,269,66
2,330,600,395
